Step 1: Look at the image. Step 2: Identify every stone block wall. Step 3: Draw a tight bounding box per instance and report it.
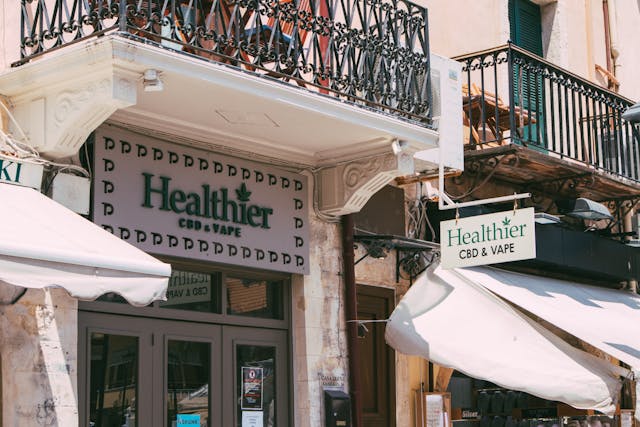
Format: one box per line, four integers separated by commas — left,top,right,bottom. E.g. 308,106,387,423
0,288,78,427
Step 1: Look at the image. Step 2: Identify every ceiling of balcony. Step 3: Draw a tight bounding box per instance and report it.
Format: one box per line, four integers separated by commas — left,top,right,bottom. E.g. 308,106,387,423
462,145,640,201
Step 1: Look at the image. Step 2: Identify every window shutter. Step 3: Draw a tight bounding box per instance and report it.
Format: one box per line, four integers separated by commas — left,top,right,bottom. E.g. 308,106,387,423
509,0,543,56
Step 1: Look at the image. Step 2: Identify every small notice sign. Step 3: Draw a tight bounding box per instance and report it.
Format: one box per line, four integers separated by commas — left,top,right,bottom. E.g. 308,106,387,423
241,411,264,427
440,208,536,269
241,367,263,410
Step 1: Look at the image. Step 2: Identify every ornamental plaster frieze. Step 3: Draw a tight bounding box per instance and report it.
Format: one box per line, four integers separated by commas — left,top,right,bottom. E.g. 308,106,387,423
11,72,137,159
317,150,414,216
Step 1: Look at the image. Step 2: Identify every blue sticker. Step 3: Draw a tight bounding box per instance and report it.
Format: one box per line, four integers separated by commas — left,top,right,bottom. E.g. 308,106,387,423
177,414,201,426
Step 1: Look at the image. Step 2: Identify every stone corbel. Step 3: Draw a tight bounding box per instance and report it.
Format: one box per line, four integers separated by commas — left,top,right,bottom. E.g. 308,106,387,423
317,146,416,216
10,71,137,159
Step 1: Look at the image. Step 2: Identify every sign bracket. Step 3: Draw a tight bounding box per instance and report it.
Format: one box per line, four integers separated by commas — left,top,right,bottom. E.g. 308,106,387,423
438,149,530,210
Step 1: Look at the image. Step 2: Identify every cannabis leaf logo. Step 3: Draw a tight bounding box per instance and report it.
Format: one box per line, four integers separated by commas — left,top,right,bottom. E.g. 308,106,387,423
236,183,252,202
502,217,511,226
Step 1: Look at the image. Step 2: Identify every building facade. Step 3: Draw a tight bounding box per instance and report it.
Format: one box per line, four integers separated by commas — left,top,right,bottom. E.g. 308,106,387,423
1,0,640,426
379,0,640,426
0,0,443,425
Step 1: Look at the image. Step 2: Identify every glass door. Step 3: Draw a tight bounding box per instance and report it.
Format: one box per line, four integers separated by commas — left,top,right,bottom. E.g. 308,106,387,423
79,314,290,426
79,313,222,427
160,321,222,427
222,326,289,427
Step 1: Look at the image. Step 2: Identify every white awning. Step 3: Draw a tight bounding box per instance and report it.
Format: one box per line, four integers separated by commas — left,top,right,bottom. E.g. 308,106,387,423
0,183,170,306
385,263,630,415
455,266,640,369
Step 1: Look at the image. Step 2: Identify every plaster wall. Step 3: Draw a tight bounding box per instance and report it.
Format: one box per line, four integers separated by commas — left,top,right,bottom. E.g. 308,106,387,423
0,288,78,427
0,1,21,72
292,214,348,427
425,0,639,102
423,0,510,59
610,0,640,100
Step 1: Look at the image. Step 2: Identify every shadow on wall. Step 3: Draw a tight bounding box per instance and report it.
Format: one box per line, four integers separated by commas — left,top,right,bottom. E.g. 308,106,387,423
2,288,77,426
540,2,558,57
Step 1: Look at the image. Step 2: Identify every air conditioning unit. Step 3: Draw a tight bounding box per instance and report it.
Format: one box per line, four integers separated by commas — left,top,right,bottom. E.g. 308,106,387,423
414,53,464,172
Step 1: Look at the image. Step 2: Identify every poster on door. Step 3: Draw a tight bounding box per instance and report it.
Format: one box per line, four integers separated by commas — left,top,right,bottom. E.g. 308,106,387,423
241,367,263,410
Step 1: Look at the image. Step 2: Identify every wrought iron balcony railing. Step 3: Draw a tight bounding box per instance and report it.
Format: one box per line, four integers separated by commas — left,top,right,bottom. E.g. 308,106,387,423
18,0,432,124
455,44,640,182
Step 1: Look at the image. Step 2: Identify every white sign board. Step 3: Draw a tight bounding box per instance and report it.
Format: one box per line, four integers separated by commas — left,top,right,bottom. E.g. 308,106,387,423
241,411,263,427
0,157,43,190
440,208,536,269
93,125,309,274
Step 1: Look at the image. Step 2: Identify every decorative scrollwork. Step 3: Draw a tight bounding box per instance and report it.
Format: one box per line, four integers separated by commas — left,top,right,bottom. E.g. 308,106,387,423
18,0,432,124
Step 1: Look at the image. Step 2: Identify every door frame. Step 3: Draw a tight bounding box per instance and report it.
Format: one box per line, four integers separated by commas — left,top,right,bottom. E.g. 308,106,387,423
79,312,291,427
356,284,396,427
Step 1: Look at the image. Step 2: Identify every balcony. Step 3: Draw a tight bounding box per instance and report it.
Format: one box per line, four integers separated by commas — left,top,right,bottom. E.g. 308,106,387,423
4,0,440,215
454,44,640,200
16,0,432,130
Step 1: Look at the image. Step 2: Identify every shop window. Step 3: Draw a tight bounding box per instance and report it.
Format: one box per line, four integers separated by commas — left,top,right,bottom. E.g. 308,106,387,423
226,277,283,319
446,373,620,427
159,270,221,313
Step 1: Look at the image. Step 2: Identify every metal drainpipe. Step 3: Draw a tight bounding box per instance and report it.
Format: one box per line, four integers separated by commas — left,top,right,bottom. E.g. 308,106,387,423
342,214,363,427
602,0,619,90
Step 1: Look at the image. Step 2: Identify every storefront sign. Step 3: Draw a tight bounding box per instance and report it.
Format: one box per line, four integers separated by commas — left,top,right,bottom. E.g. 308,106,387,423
241,367,263,410
0,156,43,190
440,208,535,269
93,126,309,274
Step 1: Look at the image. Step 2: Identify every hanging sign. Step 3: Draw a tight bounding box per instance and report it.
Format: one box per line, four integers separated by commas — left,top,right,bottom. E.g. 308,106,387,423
93,125,309,274
440,208,535,269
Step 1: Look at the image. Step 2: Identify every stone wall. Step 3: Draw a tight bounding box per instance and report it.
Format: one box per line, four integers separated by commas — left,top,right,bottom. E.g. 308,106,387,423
292,214,348,427
0,288,78,427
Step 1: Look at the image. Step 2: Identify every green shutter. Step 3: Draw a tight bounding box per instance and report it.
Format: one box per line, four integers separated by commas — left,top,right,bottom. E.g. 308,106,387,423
509,0,543,55
509,0,545,147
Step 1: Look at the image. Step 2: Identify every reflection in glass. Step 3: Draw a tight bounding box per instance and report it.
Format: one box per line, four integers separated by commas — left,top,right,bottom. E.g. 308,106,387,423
226,277,283,319
236,345,276,427
89,333,138,427
160,270,220,313
167,340,211,427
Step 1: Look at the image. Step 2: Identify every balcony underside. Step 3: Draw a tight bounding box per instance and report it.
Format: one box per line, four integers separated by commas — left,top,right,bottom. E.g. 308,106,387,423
0,36,438,166
464,144,640,201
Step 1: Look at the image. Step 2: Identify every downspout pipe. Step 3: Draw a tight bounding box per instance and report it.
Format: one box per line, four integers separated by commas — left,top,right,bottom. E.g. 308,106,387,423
606,0,620,73
602,0,619,90
342,214,363,427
